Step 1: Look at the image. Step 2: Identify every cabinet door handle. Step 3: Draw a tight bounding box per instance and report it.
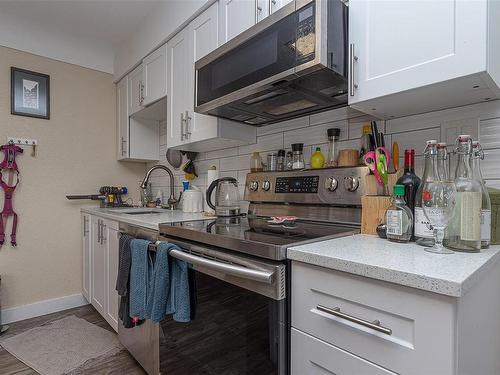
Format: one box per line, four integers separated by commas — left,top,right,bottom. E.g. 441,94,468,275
97,220,101,244
316,305,392,335
121,137,127,156
101,224,107,243
257,5,262,12
349,43,358,96
180,112,186,141
185,111,192,138
83,216,89,237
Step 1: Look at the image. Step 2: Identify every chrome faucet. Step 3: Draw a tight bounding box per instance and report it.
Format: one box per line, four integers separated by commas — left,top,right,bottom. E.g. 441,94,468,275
140,165,178,210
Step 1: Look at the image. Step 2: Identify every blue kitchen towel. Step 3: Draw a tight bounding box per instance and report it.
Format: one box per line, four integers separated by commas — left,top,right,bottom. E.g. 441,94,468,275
167,245,191,323
147,242,191,323
147,242,174,322
129,239,153,320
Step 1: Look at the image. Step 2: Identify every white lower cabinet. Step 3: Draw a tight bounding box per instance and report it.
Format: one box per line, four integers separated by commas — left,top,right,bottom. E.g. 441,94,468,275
291,261,500,375
291,328,396,375
86,215,120,332
81,213,91,303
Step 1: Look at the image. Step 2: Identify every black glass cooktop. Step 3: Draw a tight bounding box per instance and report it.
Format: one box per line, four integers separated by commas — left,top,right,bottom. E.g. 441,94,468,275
159,216,359,261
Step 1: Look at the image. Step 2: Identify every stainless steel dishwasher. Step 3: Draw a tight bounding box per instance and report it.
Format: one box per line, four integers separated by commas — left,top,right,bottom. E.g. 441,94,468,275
117,223,160,375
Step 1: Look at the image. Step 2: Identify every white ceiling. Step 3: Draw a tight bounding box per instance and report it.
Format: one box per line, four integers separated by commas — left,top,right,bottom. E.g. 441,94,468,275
0,0,162,73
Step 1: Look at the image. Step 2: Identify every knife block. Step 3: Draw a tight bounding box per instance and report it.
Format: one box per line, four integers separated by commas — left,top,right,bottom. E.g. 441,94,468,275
361,196,392,235
364,170,403,196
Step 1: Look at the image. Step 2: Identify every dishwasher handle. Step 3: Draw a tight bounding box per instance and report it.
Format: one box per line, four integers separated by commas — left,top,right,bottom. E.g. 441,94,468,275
169,249,274,284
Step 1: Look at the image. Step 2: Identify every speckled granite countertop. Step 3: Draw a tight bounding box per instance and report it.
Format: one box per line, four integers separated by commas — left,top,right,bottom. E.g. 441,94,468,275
287,234,500,297
81,206,212,231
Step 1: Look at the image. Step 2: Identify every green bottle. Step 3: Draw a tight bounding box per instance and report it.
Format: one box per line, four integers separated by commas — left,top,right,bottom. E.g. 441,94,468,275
386,184,414,243
310,147,325,169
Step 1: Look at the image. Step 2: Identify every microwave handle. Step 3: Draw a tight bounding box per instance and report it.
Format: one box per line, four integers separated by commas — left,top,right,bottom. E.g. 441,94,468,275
169,248,274,284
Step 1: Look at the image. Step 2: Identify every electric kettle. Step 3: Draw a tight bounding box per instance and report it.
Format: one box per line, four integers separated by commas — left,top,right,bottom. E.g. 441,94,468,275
206,177,240,217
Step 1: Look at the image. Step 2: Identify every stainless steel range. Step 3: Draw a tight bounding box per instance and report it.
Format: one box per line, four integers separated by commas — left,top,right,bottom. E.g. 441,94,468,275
152,166,368,375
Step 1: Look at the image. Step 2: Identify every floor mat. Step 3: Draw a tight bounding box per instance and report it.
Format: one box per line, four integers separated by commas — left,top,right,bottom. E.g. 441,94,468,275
0,315,123,375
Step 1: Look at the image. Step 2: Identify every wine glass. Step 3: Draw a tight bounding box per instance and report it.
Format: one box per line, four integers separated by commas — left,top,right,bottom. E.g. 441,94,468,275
421,180,456,254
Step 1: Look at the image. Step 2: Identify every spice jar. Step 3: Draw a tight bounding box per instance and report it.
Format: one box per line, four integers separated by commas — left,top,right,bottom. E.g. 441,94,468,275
250,152,263,172
285,151,293,170
326,128,340,167
291,143,305,170
277,149,286,171
267,152,278,171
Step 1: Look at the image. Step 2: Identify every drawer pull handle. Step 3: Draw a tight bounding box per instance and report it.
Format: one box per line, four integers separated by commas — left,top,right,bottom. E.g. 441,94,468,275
317,305,392,336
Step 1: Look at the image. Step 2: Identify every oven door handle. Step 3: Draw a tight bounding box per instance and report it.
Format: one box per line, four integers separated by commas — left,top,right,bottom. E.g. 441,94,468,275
169,249,274,284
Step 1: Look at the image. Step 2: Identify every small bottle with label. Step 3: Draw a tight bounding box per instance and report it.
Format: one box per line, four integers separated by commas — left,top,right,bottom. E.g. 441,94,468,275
386,184,414,243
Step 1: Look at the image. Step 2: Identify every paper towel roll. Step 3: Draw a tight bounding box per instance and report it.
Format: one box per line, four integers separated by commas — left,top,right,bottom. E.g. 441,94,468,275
205,167,219,214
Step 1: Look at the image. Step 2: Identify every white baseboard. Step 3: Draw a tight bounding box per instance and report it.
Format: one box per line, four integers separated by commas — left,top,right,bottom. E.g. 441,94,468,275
1,293,89,325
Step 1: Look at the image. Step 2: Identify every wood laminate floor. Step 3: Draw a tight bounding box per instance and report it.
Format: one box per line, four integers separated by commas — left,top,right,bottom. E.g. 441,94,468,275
0,304,146,375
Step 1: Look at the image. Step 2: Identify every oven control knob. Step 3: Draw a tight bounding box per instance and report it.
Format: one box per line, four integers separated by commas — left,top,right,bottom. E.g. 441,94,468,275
262,180,271,191
249,181,259,191
343,176,359,192
325,177,338,192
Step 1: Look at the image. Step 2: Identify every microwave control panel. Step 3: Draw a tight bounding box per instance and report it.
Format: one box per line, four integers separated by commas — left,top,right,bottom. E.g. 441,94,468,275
296,4,315,63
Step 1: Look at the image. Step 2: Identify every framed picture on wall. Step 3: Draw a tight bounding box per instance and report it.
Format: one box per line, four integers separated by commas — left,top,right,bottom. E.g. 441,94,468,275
11,67,50,120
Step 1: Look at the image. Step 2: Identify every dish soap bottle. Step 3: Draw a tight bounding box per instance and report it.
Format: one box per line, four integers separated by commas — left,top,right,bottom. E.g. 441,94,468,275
310,147,325,169
386,184,413,243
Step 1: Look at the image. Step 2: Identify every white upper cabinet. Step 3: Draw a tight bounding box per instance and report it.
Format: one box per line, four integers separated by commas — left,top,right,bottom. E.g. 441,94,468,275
256,0,270,23
117,75,159,162
348,0,500,118
167,2,256,151
187,2,219,144
142,44,167,107
167,27,190,149
270,0,292,14
219,0,256,44
128,65,144,116
116,77,129,160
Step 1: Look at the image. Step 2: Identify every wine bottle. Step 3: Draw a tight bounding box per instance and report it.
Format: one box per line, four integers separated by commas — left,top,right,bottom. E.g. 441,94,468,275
396,149,421,214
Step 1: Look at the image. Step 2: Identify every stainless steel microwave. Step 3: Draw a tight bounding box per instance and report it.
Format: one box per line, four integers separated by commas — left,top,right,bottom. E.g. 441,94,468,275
195,0,348,126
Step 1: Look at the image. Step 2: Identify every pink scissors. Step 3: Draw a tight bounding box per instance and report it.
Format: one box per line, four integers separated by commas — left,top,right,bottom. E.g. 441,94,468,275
364,147,391,187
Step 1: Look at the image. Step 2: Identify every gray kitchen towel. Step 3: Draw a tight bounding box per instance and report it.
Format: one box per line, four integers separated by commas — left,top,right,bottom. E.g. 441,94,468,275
116,233,134,328
116,233,134,295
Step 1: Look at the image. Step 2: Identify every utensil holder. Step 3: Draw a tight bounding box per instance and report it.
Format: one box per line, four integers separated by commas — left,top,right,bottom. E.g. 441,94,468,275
361,196,392,235
364,170,403,196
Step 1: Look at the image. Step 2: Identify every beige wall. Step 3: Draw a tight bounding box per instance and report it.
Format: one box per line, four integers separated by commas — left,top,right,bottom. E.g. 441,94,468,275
0,46,145,309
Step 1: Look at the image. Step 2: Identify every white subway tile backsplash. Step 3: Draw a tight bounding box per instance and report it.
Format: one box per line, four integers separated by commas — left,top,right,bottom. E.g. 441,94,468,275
485,180,500,190
309,107,365,126
194,159,220,173
479,117,500,150
205,147,239,160
150,100,500,198
220,154,249,171
284,120,348,147
480,149,500,179
441,117,479,146
391,127,440,156
238,132,284,155
257,116,309,136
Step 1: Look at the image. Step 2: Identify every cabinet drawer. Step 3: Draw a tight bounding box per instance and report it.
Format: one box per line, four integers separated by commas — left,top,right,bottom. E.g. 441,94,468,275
292,262,455,375
291,328,397,375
